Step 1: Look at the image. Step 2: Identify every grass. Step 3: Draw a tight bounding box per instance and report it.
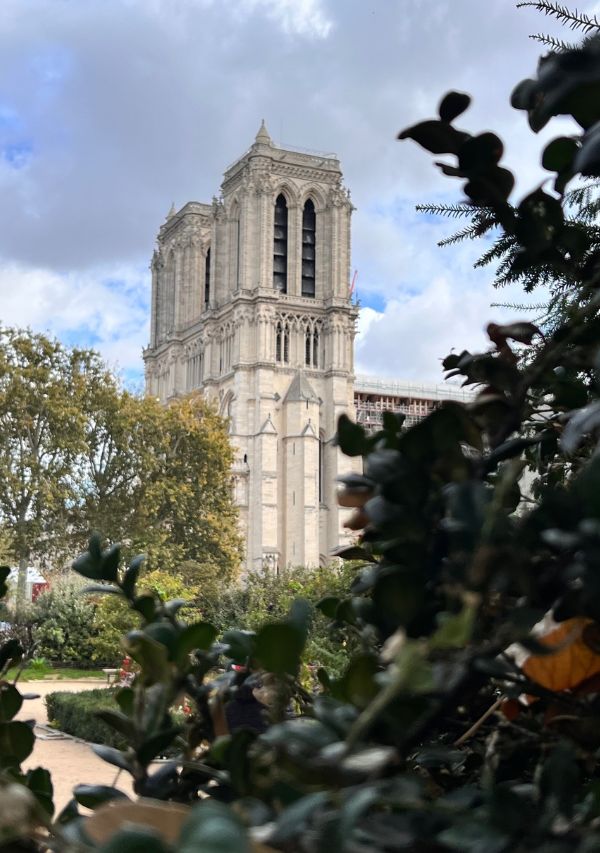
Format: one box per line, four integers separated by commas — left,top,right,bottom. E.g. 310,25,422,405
7,665,106,681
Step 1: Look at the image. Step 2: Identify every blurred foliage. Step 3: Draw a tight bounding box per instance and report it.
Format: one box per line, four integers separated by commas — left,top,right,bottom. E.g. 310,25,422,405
89,569,201,663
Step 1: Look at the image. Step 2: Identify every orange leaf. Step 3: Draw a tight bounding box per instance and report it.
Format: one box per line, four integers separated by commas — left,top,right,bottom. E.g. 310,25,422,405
522,617,600,692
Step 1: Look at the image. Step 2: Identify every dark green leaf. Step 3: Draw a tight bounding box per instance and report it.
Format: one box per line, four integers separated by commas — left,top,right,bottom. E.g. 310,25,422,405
97,828,170,853
83,583,122,596
255,623,305,676
100,543,121,582
175,622,217,666
116,687,135,716
0,720,34,766
94,709,136,739
136,728,181,765
458,133,503,173
0,683,22,721
144,623,180,658
574,119,600,177
316,596,340,618
221,629,255,664
122,554,145,599
340,654,379,708
74,784,129,810
271,792,329,843
439,91,471,122
178,800,251,853
542,136,579,173
398,119,469,155
25,766,54,816
133,594,156,622
91,744,133,772
124,631,170,682
336,414,368,457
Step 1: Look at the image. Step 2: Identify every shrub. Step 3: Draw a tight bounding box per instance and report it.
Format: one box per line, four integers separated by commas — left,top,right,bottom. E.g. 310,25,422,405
201,562,359,678
45,689,126,750
33,581,97,664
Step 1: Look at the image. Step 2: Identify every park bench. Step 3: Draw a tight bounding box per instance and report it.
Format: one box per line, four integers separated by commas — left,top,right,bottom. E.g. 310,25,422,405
102,668,118,684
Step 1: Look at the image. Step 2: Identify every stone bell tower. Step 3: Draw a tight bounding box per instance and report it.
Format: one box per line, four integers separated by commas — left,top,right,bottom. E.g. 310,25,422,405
144,121,358,573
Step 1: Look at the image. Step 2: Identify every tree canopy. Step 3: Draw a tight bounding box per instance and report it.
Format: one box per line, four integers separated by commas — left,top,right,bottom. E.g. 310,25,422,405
0,327,242,608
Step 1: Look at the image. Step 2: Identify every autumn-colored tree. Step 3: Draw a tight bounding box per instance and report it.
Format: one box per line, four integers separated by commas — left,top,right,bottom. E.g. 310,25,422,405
76,392,243,583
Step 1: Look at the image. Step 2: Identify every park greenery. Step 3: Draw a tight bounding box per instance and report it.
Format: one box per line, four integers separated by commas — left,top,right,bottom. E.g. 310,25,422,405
0,328,242,610
4,3,600,851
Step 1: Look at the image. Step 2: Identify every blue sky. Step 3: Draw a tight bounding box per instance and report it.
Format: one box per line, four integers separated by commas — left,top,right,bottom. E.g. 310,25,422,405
0,0,586,386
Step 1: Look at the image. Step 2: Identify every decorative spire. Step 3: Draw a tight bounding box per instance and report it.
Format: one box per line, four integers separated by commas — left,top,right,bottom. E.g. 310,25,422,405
255,119,272,146
166,202,176,220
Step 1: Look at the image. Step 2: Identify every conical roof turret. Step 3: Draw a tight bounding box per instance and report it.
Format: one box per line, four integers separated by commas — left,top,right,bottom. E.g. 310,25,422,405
255,119,272,146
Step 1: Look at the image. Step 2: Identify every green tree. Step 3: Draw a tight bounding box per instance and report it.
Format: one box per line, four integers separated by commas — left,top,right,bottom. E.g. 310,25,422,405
76,392,243,581
0,328,242,612
0,328,111,610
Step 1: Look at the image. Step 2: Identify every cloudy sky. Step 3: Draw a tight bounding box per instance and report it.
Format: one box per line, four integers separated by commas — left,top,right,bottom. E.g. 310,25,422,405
0,0,590,386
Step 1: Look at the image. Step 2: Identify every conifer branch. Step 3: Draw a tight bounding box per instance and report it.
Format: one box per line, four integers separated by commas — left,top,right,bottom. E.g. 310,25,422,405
517,2,600,33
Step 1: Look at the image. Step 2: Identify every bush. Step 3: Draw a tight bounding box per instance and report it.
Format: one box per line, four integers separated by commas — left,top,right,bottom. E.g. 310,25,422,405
45,689,126,750
201,562,359,678
34,581,96,664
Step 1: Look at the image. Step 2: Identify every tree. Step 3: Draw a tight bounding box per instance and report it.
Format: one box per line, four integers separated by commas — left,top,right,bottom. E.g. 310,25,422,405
0,328,243,613
76,391,243,582
0,328,111,610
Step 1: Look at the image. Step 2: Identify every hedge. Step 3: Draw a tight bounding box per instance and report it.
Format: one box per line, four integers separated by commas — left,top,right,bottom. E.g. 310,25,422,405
45,689,127,750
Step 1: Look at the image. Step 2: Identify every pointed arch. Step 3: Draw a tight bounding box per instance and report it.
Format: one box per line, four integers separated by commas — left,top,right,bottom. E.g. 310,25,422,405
273,193,288,293
229,198,241,292
299,185,326,212
301,197,316,298
204,245,211,309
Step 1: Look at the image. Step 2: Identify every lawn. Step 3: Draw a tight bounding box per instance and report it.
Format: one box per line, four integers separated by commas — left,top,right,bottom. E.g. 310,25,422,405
8,664,107,681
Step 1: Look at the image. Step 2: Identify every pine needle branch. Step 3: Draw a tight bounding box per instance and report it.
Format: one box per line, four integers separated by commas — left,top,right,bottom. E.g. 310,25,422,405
415,202,479,219
516,2,600,33
529,32,577,50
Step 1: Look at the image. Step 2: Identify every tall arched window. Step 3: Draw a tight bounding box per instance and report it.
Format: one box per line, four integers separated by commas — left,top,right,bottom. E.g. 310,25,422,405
276,320,289,364
319,430,325,504
273,194,288,293
301,198,316,297
204,247,211,308
304,324,319,368
230,203,240,291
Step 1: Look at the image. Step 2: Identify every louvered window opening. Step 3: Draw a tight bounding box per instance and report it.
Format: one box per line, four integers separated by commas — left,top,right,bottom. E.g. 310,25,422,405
302,199,316,298
305,328,319,368
276,321,289,364
205,248,211,307
273,195,288,293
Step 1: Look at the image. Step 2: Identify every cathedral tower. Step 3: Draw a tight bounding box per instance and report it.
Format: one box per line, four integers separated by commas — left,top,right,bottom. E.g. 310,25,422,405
144,122,358,572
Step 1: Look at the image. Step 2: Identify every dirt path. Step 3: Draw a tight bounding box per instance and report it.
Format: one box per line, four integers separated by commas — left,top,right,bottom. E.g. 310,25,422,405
15,680,135,813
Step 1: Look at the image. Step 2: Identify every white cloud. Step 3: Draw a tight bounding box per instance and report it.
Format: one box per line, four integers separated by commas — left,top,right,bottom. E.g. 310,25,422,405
236,0,333,38
0,261,149,381
0,0,593,384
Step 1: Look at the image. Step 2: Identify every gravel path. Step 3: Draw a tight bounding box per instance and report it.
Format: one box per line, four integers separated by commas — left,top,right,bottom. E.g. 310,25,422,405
15,680,135,813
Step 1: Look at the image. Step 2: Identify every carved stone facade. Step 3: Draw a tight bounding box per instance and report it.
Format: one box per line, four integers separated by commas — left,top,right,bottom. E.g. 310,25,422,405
144,123,358,573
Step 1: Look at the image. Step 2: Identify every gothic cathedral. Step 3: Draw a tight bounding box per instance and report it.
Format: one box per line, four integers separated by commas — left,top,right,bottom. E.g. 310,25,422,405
144,122,358,573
